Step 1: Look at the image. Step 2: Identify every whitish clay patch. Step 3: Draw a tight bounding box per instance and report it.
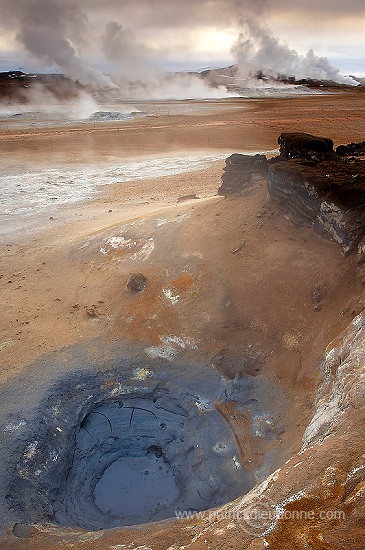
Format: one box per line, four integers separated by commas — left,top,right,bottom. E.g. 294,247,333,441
282,332,301,351
156,218,168,227
100,236,133,255
162,335,199,349
163,288,180,304
252,414,276,438
145,345,177,361
0,339,16,352
195,397,214,412
24,441,39,460
182,251,204,259
107,236,132,249
145,335,199,361
347,463,365,480
0,154,230,221
132,368,153,381
131,238,155,261
109,383,144,398
4,419,27,433
99,236,155,262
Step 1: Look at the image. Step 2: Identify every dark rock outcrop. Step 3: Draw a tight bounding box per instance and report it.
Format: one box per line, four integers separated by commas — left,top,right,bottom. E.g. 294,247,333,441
218,153,268,196
268,133,365,254
278,132,335,162
336,140,365,158
219,133,365,253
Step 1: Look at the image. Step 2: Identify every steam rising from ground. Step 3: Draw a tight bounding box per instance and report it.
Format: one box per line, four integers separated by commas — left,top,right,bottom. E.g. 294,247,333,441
102,21,152,82
101,21,237,98
232,17,358,85
113,73,238,100
2,0,118,89
0,83,100,119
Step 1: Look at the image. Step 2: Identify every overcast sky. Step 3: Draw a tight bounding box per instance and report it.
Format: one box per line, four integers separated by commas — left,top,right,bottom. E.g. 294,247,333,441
0,0,364,78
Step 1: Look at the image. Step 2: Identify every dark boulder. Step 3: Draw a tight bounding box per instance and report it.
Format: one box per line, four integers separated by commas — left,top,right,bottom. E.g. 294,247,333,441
336,141,365,158
218,153,268,196
278,132,335,162
127,273,148,293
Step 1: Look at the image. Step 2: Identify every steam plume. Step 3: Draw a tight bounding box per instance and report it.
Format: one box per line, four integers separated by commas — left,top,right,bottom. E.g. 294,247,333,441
232,17,358,85
3,0,118,89
102,21,152,80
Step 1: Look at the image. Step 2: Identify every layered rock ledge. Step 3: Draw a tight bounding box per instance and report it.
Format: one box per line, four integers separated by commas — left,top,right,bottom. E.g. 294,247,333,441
220,133,365,254
218,153,268,196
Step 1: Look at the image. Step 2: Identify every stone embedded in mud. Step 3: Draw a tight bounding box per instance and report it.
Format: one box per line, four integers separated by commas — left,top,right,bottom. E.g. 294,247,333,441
127,272,148,293
12,523,30,538
218,153,268,196
211,348,266,379
312,283,327,303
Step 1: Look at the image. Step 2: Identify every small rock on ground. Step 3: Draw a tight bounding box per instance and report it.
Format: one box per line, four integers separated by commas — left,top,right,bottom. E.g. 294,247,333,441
127,273,148,293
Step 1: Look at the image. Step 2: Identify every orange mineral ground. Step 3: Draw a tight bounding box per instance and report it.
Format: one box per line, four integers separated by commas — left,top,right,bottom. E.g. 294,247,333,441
1,90,365,549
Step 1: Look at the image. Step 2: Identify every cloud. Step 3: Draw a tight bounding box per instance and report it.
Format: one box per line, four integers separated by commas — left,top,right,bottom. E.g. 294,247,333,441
82,0,365,29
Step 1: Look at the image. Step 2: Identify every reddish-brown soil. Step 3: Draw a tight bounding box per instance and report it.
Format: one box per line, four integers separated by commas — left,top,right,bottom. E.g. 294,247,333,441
1,91,365,549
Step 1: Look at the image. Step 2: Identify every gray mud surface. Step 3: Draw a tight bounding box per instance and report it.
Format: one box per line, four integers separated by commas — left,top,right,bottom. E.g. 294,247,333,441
0,338,286,532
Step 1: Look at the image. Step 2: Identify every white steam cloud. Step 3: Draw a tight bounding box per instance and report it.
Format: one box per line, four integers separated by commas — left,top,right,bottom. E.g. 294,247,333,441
102,21,153,81
232,17,358,85
113,72,238,100
100,20,237,98
3,0,118,89
0,82,100,119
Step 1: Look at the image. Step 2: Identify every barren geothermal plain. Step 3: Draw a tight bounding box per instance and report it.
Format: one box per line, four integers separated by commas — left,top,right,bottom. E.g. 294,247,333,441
1,88,365,549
